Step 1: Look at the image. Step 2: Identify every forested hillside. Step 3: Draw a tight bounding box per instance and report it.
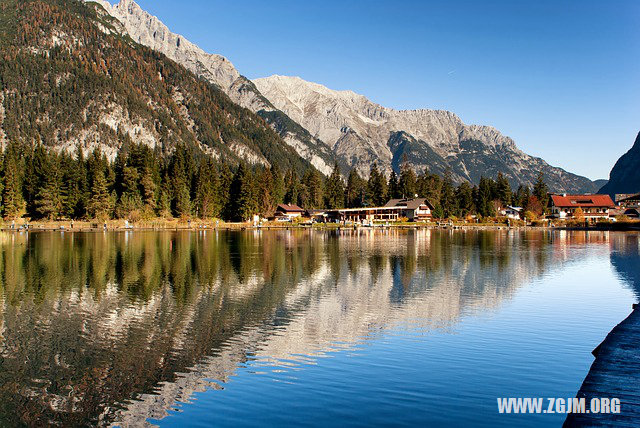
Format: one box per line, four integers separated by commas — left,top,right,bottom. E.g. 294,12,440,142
0,0,311,170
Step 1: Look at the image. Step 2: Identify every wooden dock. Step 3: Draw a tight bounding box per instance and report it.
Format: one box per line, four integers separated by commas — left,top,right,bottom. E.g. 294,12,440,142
564,305,640,427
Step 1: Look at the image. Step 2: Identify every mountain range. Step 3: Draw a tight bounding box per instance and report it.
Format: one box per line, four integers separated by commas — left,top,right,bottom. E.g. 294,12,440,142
87,0,604,193
0,0,604,193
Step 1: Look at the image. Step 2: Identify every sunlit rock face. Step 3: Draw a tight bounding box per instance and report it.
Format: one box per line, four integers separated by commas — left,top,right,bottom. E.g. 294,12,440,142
87,0,336,175
0,229,616,426
253,75,597,192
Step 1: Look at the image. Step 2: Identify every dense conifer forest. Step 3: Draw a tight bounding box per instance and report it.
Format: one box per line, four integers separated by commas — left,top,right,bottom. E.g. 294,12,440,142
0,140,550,221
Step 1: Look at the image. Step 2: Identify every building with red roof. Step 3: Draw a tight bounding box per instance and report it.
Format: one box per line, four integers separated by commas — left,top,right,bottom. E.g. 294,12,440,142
549,194,615,220
274,203,305,221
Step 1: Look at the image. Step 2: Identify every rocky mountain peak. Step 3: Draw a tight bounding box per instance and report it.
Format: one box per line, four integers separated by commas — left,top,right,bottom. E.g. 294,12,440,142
86,0,599,193
254,75,596,192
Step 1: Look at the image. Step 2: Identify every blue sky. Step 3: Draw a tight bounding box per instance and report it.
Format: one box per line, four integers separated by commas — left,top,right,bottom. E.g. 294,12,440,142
118,0,638,180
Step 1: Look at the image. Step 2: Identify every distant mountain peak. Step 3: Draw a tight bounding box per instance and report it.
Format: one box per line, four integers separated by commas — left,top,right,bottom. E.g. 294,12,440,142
599,132,640,197
253,75,595,192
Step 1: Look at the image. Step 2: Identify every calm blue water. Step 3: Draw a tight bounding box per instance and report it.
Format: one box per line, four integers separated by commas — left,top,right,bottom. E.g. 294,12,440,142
0,230,638,427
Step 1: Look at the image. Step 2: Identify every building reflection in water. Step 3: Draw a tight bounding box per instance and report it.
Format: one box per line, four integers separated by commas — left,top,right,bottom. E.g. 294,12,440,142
0,229,626,426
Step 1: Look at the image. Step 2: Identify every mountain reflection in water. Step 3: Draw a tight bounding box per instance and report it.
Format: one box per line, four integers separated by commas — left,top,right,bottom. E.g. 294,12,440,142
0,229,627,426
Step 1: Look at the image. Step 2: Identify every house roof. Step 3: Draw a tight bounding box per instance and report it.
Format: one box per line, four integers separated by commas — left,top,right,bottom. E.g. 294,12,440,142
618,193,640,203
384,198,434,210
550,194,615,208
276,203,304,212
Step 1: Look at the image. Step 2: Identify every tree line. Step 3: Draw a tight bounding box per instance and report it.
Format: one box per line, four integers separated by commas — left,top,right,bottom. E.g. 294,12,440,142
0,141,550,222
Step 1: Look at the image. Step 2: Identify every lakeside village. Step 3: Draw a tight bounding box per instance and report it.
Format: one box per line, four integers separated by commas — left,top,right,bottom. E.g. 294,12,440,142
4,192,639,232
270,192,639,227
0,142,638,231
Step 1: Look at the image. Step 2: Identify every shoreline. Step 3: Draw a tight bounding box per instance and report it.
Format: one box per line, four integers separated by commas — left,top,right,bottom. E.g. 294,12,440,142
0,220,638,232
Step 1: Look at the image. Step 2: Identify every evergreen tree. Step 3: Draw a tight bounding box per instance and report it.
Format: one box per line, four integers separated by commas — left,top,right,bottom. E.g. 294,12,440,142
24,143,49,218
218,164,233,216
367,163,387,206
346,169,366,208
496,172,512,207
514,185,531,209
158,187,172,219
388,170,400,199
140,167,157,214
532,172,549,213
175,182,192,218
398,162,417,199
88,168,112,220
284,169,299,205
2,146,24,219
324,163,345,209
476,176,496,217
302,169,324,209
229,163,257,221
256,167,275,216
270,165,285,206
455,182,475,217
195,158,219,218
35,154,63,219
440,170,456,218
417,171,442,208
61,147,88,219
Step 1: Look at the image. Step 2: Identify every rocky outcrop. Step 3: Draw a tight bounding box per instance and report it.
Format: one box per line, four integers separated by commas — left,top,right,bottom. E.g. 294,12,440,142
88,0,335,174
254,75,598,192
599,132,640,197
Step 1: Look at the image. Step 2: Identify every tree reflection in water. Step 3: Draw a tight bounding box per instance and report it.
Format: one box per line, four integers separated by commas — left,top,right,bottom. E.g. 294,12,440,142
0,229,622,426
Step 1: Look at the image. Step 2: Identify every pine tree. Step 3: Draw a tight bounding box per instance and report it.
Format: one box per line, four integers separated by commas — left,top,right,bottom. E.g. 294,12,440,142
140,167,157,213
302,169,324,209
61,147,88,219
175,182,192,218
496,172,512,207
2,147,24,219
255,167,275,217
284,169,299,205
88,168,111,220
35,154,63,220
195,158,219,219
388,170,400,199
346,169,366,208
158,187,172,219
440,170,456,218
455,181,475,217
398,162,417,199
417,172,442,207
229,163,257,221
514,185,530,209
270,165,285,206
367,163,387,206
532,172,549,213
476,176,496,217
324,163,345,209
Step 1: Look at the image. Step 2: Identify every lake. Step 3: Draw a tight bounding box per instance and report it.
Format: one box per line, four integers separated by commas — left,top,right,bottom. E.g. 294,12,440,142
0,229,638,427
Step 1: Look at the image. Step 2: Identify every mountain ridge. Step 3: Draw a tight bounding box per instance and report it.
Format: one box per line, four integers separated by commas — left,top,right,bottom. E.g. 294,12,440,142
87,0,337,174
599,132,640,197
254,75,597,192
86,0,597,192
